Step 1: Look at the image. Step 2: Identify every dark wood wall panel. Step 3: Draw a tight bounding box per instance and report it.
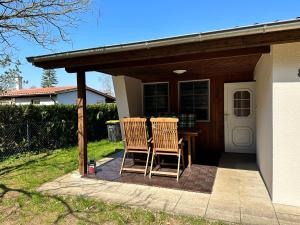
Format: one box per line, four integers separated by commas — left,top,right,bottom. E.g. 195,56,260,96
143,72,254,155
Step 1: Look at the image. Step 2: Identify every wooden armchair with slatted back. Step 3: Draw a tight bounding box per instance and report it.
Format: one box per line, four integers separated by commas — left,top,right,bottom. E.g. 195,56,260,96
149,118,185,181
120,118,151,176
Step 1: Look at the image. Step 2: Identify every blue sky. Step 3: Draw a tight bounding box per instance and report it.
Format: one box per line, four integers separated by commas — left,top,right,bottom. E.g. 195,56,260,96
13,0,300,93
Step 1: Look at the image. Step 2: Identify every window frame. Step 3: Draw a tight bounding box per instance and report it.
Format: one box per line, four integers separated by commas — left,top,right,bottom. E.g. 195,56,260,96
31,99,40,105
178,79,210,122
142,82,170,116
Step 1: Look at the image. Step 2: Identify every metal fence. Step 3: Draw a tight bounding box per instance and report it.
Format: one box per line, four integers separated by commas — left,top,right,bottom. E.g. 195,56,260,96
0,121,77,161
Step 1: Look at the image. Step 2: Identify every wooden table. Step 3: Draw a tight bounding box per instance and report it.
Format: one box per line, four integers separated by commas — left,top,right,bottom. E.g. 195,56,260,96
178,129,199,168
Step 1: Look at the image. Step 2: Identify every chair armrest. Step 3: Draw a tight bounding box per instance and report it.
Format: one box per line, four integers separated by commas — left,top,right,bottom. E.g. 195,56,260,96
147,137,153,143
178,138,183,147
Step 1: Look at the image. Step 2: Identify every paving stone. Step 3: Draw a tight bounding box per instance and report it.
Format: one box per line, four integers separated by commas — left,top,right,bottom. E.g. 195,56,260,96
173,203,207,217
241,213,279,225
276,212,300,225
240,196,276,218
174,191,210,216
273,203,300,216
205,208,241,224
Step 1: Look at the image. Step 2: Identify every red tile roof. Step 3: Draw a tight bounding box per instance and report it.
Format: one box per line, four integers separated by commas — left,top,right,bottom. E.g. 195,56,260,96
0,86,115,100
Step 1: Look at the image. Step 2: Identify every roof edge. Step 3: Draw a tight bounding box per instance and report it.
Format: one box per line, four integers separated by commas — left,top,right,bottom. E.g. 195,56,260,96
27,18,300,64
0,86,115,100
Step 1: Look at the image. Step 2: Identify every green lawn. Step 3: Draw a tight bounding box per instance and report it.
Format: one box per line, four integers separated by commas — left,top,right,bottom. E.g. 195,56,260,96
0,140,225,225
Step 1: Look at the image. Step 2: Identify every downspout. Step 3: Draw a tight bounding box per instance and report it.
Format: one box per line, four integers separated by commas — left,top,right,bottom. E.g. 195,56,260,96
50,94,56,104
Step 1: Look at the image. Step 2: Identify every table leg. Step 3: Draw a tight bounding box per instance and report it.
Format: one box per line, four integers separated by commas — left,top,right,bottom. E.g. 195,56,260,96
187,136,192,168
192,136,196,159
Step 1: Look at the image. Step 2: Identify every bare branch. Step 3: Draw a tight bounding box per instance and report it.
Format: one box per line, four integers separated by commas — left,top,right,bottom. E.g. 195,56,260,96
0,0,91,56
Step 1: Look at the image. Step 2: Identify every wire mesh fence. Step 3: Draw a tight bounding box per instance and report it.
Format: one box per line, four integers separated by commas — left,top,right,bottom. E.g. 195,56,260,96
0,121,77,161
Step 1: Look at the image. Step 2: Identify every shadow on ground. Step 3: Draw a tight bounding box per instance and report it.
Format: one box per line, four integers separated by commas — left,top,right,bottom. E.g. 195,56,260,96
0,183,106,224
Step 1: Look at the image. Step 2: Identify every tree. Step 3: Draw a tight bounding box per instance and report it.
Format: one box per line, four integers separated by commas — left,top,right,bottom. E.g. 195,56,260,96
0,0,90,56
98,75,114,96
0,0,90,92
0,57,22,92
41,69,58,87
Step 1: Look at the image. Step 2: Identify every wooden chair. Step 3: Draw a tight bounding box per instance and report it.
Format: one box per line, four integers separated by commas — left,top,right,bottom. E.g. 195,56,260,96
149,118,185,181
120,118,151,176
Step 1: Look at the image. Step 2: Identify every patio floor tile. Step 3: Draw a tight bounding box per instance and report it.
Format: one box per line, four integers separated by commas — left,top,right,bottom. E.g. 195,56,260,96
173,191,210,216
241,213,279,225
273,203,300,216
205,208,241,224
240,196,276,218
276,212,300,225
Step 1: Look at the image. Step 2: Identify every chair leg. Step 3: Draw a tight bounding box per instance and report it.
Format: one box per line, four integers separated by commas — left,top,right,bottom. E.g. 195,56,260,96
177,152,181,182
181,148,185,169
149,151,155,179
120,151,127,175
132,152,135,164
144,147,151,176
156,155,161,167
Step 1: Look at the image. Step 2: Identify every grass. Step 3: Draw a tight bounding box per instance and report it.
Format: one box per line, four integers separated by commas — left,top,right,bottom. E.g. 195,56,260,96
0,140,226,225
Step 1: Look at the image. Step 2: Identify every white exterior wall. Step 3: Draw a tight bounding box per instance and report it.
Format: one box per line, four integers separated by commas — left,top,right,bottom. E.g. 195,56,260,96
13,90,106,105
254,53,273,196
255,42,300,206
112,75,142,120
272,42,300,206
15,96,56,105
56,90,106,105
112,75,142,138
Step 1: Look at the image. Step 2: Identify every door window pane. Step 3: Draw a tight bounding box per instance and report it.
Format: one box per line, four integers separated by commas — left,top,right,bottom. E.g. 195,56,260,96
233,90,251,117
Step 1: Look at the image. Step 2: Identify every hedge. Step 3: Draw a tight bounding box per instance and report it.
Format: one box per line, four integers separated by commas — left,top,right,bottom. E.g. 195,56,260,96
0,104,118,158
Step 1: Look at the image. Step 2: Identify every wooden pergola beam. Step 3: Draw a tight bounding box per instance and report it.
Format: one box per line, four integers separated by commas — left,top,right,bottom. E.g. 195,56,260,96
77,71,87,176
65,46,270,73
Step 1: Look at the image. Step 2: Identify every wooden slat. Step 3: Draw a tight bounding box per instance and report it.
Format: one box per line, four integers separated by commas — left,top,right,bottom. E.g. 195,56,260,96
66,46,270,73
122,168,147,172
77,71,87,176
150,171,178,176
98,54,261,80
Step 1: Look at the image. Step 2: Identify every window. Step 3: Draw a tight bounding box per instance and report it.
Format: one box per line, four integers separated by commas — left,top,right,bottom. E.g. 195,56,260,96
179,80,210,121
32,99,40,105
233,90,251,117
143,83,169,115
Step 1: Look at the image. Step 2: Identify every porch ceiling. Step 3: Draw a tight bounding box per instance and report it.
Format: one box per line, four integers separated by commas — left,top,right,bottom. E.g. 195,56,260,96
99,53,262,81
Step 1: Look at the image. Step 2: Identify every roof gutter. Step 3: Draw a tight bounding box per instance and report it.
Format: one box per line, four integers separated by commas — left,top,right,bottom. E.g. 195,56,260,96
27,18,300,63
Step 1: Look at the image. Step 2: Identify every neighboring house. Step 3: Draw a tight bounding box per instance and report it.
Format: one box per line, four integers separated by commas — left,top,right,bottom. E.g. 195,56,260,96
0,86,115,105
27,18,300,207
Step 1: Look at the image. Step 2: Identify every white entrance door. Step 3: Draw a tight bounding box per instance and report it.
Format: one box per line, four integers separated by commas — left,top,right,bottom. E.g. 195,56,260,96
224,82,256,153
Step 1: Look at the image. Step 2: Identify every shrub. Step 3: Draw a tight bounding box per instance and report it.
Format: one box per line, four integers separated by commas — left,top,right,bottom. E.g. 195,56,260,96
0,104,118,159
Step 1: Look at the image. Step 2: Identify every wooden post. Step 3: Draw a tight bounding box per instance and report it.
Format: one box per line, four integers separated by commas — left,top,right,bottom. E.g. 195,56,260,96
77,71,87,176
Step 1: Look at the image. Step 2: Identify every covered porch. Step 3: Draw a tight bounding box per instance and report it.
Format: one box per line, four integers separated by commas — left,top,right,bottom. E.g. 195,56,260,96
27,20,300,178
109,49,264,165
